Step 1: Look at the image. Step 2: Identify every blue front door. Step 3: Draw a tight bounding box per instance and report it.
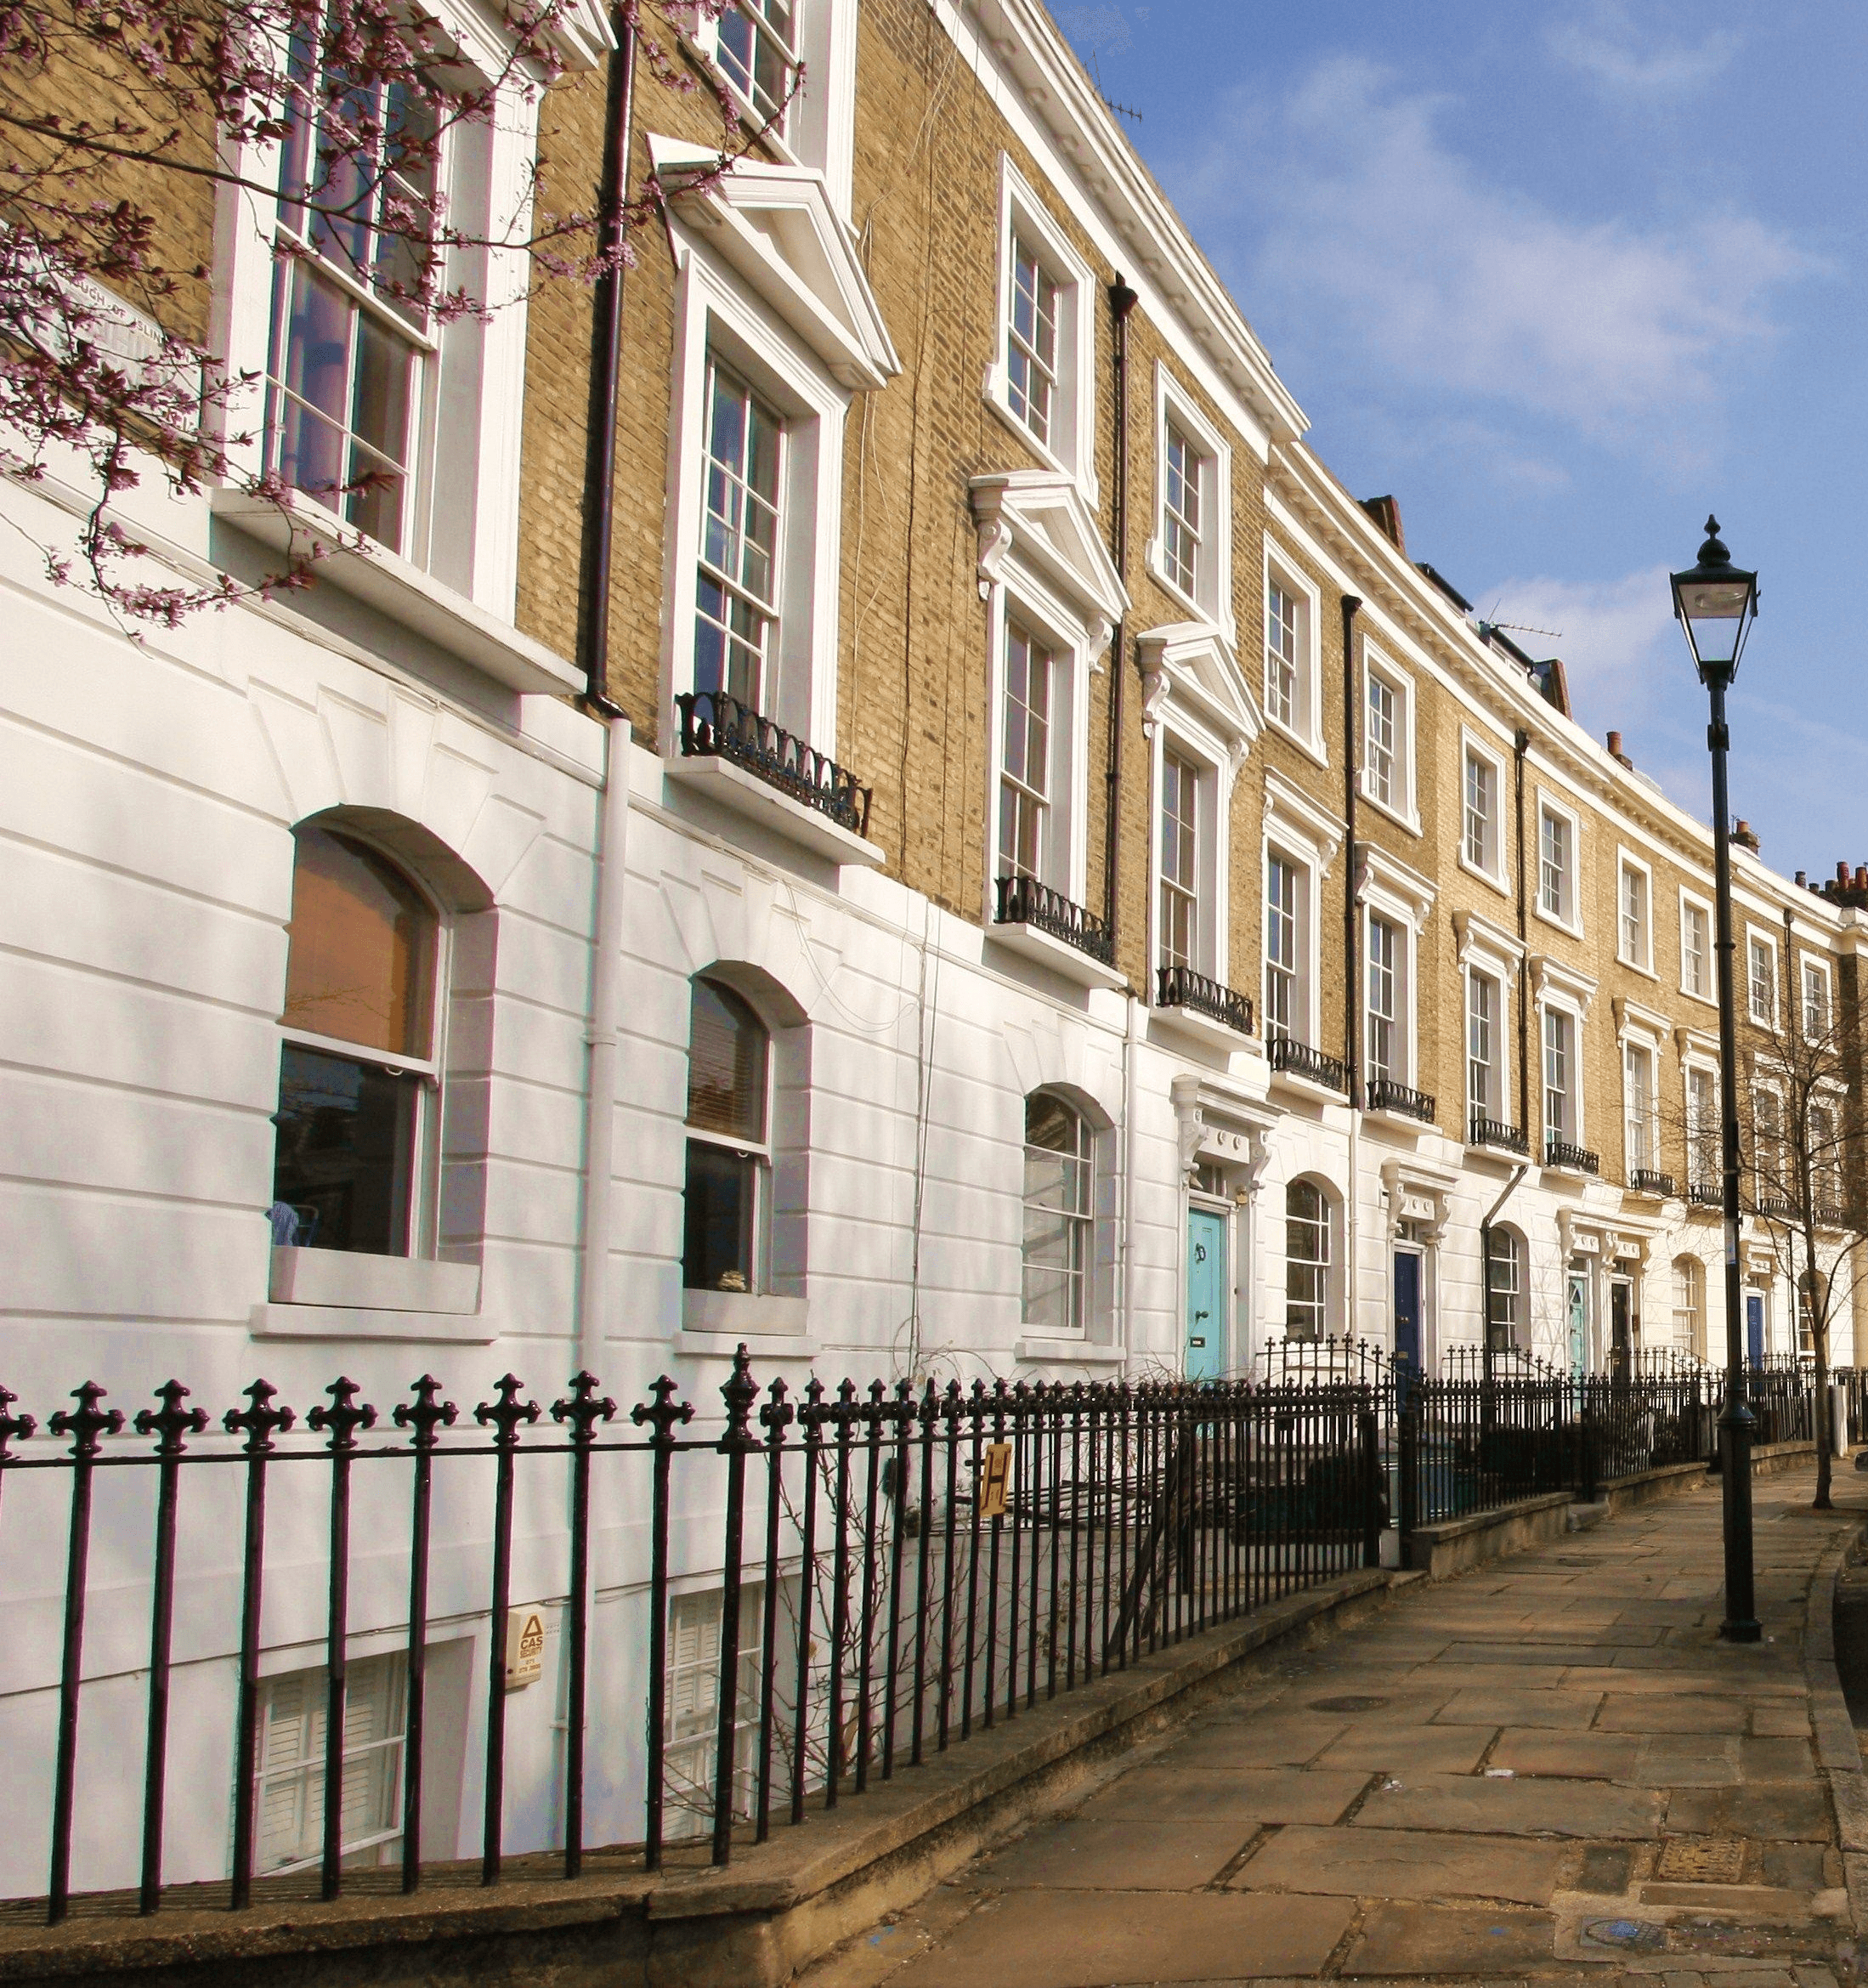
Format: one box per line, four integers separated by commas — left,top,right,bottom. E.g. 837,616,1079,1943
1747,1294,1765,1365
1186,1208,1227,1381
1393,1253,1422,1372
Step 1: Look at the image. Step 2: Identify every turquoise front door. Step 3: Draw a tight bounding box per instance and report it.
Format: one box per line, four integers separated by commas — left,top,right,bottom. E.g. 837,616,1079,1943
1566,1272,1588,1373
1186,1208,1227,1381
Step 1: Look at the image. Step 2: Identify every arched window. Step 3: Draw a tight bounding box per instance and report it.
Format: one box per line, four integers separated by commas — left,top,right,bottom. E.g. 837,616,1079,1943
1285,1180,1330,1340
1023,1092,1094,1334
1673,1256,1706,1361
684,977,772,1292
1486,1228,1523,1352
271,823,439,1254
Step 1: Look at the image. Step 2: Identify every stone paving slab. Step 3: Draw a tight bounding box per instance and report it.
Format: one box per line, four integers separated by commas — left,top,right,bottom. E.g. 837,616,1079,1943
1232,1826,1566,1906
801,1470,1866,1988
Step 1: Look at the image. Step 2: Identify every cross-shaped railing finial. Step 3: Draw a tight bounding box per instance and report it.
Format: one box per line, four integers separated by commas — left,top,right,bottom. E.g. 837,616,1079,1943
393,1374,458,1450
224,1379,295,1452
309,1375,377,1452
0,1385,36,1458
133,1379,208,1456
50,1382,124,1458
630,1373,695,1447
760,1375,795,1447
552,1370,617,1446
474,1373,541,1448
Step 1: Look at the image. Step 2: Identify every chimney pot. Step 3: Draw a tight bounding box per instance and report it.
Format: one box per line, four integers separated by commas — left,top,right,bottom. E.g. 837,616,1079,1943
1796,870,1808,887
1605,730,1622,754
1841,864,1853,884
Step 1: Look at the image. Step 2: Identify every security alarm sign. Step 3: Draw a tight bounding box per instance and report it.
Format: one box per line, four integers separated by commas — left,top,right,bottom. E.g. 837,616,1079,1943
504,1606,546,1691
978,1442,1013,1520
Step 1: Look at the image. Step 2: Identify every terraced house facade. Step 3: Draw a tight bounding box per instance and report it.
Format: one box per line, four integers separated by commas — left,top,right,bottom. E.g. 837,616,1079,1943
3,0,1861,1896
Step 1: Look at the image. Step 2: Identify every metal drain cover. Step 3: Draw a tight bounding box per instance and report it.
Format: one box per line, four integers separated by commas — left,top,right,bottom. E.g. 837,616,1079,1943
1657,1836,1747,1883
1308,1695,1389,1713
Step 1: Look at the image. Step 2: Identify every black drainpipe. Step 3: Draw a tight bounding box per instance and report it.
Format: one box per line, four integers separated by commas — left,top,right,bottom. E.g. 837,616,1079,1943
1341,595,1362,1107
576,9,639,719
1105,276,1138,942
1513,728,1531,1151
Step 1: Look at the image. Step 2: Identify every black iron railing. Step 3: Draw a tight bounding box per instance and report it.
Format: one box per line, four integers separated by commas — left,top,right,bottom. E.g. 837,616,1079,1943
675,690,873,839
1687,1181,1723,1208
1365,1077,1435,1124
1546,1140,1599,1174
1156,966,1254,1035
1628,1169,1675,1198
1468,1114,1527,1155
1818,1204,1849,1230
1268,1035,1350,1092
994,874,1117,966
1754,1194,1794,1219
0,1358,1377,1923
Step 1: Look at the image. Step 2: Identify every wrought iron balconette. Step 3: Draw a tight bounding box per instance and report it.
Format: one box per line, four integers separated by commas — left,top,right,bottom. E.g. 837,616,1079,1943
1365,1076,1435,1124
1546,1140,1599,1175
994,874,1116,966
1268,1035,1350,1093
1753,1194,1793,1219
1687,1181,1723,1208
1468,1114,1527,1155
675,690,873,839
1817,1203,1850,1230
1156,966,1254,1035
1628,1169,1675,1198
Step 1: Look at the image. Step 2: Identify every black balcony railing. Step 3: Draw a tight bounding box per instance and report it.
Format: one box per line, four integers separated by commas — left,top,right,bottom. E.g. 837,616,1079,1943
994,875,1116,966
1364,1077,1435,1124
1754,1194,1794,1220
675,690,873,839
1468,1114,1527,1155
1156,966,1254,1035
1546,1140,1600,1175
1818,1203,1849,1230
1268,1035,1350,1093
1687,1181,1723,1208
1628,1169,1675,1198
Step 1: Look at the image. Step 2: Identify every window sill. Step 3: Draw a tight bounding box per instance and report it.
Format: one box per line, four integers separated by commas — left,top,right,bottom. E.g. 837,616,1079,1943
990,917,1126,992
682,1289,809,1336
1531,904,1582,942
1616,955,1660,982
1152,1000,1254,1056
1263,715,1329,769
251,1303,494,1345
210,488,582,697
664,751,885,867
1015,1337,1126,1368
1358,786,1421,837
1457,853,1511,900
1268,1064,1350,1107
1678,984,1717,1009
269,1247,481,1315
1143,545,1233,646
980,381,1098,505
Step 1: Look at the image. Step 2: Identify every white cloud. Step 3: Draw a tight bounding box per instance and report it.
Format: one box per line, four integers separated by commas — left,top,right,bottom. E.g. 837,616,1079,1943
1188,58,1816,449
1548,3,1739,96
1475,563,1678,727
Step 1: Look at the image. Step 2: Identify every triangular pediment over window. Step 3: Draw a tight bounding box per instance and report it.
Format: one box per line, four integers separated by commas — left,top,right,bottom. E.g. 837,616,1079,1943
971,471,1129,647
649,136,900,390
1135,620,1259,761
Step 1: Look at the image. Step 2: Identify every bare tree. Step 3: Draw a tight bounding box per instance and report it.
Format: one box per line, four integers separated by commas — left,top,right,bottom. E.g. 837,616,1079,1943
1,0,781,620
1740,920,1861,1510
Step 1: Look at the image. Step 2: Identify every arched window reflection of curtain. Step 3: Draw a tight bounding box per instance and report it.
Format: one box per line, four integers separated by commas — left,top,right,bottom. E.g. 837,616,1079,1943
271,824,439,1254
1285,1180,1329,1341
1023,1093,1093,1335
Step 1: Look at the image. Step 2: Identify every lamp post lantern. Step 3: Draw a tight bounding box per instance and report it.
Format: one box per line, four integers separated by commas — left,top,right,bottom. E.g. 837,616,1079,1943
1670,515,1760,1643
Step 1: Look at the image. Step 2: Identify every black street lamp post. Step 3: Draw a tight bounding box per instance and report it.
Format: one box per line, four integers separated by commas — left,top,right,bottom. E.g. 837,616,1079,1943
1670,516,1761,1643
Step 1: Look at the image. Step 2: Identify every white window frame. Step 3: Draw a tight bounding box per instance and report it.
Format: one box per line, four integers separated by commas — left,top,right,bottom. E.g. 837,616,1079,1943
1543,1002,1582,1150
1534,790,1582,936
683,975,776,1297
1282,1176,1337,1341
1262,541,1326,761
1622,1036,1660,1178
661,252,848,753
1466,968,1504,1130
1149,722,1231,985
1456,910,1524,1137
1358,845,1434,1094
986,159,1097,493
1678,889,1714,1005
1360,643,1418,833
1746,927,1779,1029
1532,955,1596,1156
1800,952,1833,1038
1146,365,1233,637
1616,849,1655,974
1458,729,1509,894
1262,771,1342,1051
211,5,542,610
1681,1044,1720,1195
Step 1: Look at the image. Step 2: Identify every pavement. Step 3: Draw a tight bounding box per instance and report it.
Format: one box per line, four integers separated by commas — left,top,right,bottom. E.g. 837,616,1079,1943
800,1469,1867,1988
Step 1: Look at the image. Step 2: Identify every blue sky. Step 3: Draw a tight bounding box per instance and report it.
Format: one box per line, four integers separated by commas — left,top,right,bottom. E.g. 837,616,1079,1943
1055,1,1868,879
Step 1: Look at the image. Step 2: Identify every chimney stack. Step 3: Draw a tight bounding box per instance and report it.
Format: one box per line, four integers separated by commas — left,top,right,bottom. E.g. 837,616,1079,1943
1732,818,1760,852
1606,731,1633,768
